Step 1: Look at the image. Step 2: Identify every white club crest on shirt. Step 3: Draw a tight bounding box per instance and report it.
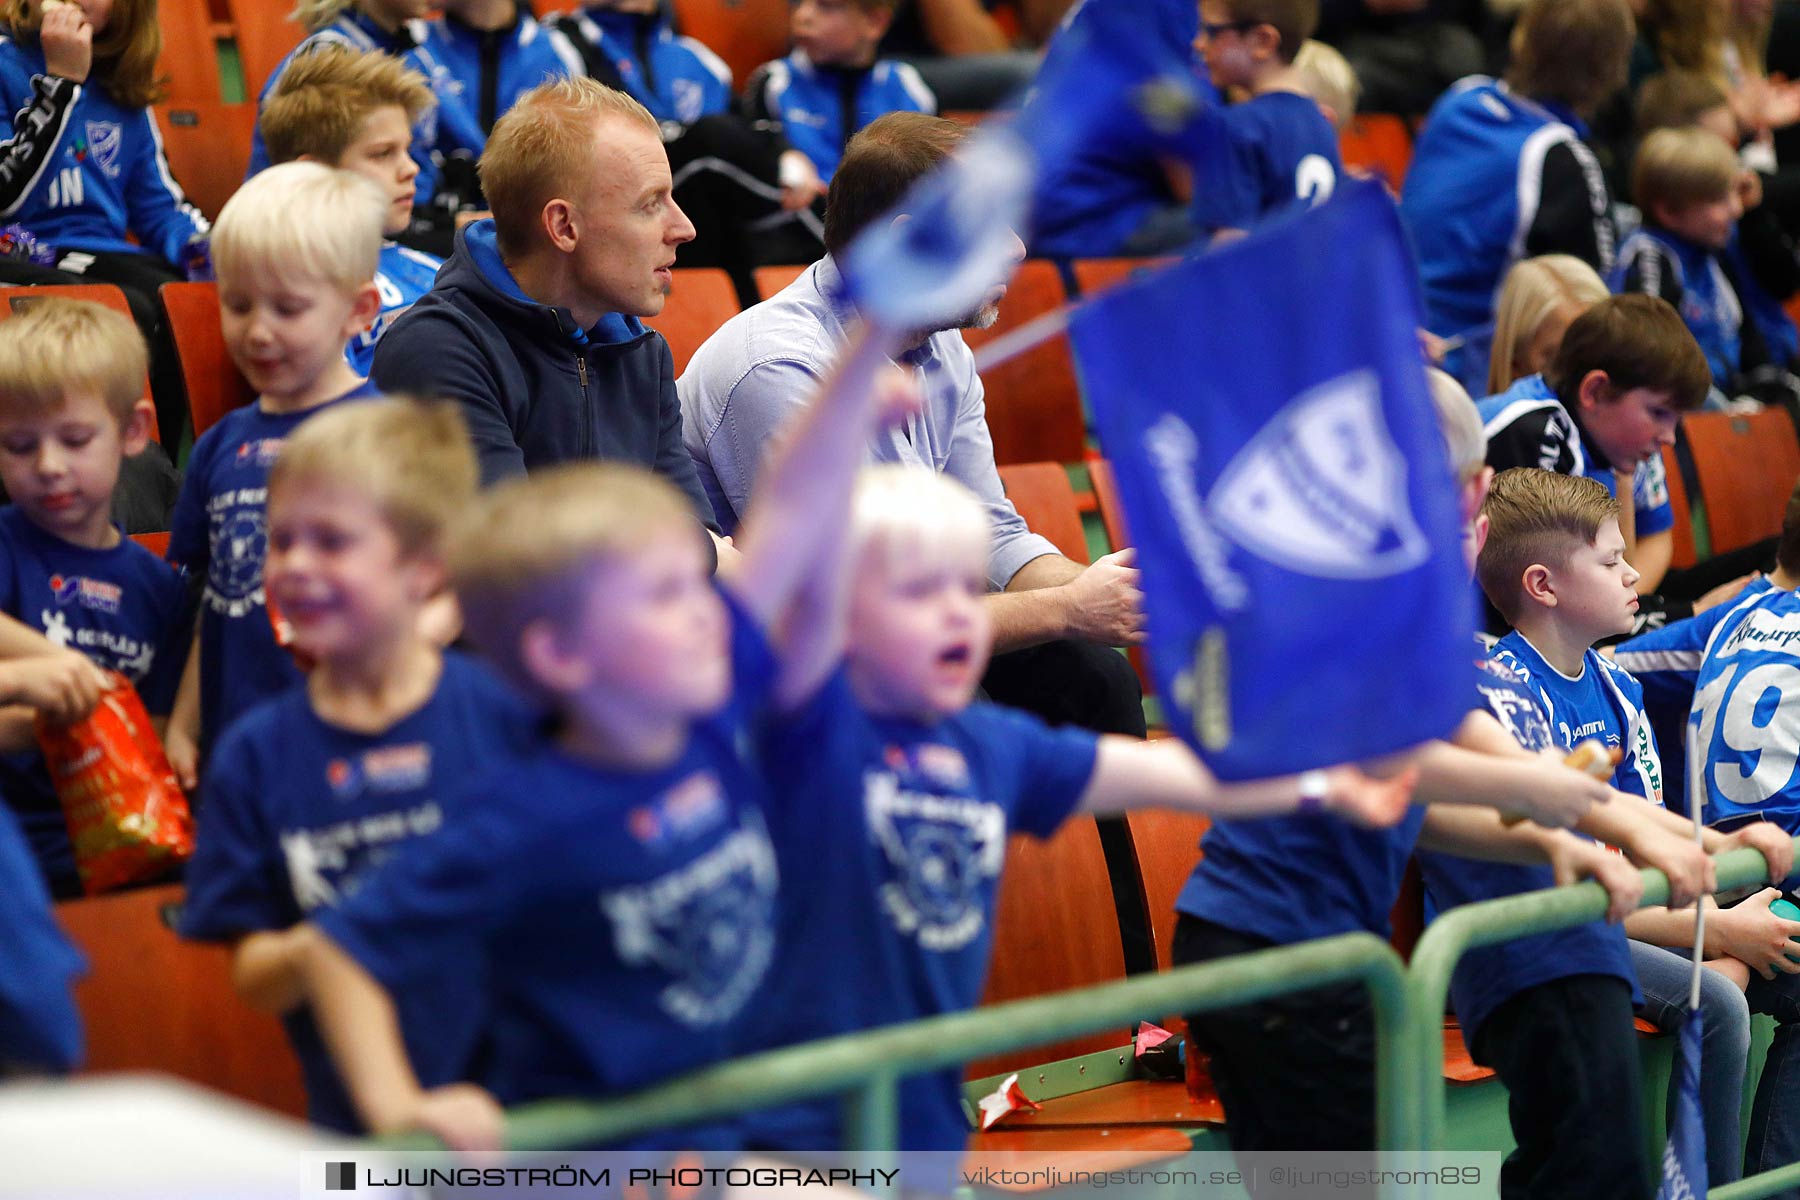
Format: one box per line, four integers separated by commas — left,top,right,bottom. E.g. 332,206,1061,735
84,121,123,179
1208,369,1430,580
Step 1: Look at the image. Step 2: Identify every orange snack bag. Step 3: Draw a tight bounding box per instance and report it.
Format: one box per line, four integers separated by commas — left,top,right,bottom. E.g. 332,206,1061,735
37,672,193,895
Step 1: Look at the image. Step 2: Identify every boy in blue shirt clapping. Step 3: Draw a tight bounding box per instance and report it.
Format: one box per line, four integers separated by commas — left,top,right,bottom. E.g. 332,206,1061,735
1191,0,1343,241
179,399,535,1134
164,163,387,780
0,299,188,897
294,333,921,1151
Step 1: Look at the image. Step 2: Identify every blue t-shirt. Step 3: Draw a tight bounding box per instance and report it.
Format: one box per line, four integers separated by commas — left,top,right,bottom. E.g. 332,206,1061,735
1415,649,1637,1045
349,242,443,376
0,507,190,894
1190,91,1341,235
1689,585,1800,835
1477,374,1675,539
166,382,381,755
1613,576,1774,818
0,798,83,1071
1491,630,1664,805
745,673,1100,1152
179,652,536,1132
313,593,779,1151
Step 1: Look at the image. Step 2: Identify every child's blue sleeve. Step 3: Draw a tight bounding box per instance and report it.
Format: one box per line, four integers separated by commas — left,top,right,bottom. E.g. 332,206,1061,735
124,108,207,267
136,562,192,715
0,802,83,1071
0,527,22,618
989,707,1101,838
166,437,213,574
1635,457,1675,537
717,583,779,718
310,794,519,993
178,729,292,940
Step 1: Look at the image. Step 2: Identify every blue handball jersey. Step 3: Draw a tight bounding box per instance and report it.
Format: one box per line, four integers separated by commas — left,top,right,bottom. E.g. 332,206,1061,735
1690,585,1800,835
1477,374,1675,538
0,798,83,1071
167,382,382,755
313,592,779,1152
179,653,537,1133
0,507,190,894
0,35,207,264
1415,648,1636,1045
744,672,1100,1152
1189,90,1341,235
1614,576,1774,819
1491,630,1665,806
349,242,442,376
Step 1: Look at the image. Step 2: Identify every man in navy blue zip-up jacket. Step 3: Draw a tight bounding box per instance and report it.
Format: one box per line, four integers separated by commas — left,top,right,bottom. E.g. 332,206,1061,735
370,78,717,541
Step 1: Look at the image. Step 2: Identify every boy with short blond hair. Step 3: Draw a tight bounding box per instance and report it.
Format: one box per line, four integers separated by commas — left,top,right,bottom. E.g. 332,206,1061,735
261,46,444,374
742,0,935,183
1190,0,1342,238
1615,127,1795,392
0,299,188,896
165,162,386,781
179,398,532,1134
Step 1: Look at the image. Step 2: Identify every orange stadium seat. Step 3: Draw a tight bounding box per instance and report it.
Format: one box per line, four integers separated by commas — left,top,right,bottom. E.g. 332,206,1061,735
667,0,790,89
130,531,171,556
1070,257,1172,299
225,0,306,100
153,103,256,223
531,0,584,13
56,885,308,1118
0,284,159,443
160,281,255,439
649,268,740,376
963,260,1086,465
156,0,223,106
1338,113,1412,192
996,461,1088,562
752,263,807,301
1682,408,1800,556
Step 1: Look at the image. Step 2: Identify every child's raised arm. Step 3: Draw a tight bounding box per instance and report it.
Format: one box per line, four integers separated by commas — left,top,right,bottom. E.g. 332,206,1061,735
1076,736,1417,828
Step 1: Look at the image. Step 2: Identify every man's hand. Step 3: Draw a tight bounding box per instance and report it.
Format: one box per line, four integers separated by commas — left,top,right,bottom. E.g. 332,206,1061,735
1063,548,1146,646
393,1083,507,1154
1621,823,1715,910
1323,765,1417,829
1545,835,1644,924
0,650,107,726
1713,887,1800,981
778,150,827,212
39,0,91,83
1719,821,1796,886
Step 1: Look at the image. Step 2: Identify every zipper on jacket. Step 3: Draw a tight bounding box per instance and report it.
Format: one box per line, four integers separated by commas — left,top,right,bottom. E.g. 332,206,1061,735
576,355,588,387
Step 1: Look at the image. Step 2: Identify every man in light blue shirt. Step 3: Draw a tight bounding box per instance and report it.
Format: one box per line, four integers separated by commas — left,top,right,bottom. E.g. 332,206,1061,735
680,112,1145,736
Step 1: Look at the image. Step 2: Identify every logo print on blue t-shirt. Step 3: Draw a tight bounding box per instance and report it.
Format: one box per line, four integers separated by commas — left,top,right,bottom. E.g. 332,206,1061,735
48,574,121,614
326,758,362,798
1209,369,1430,580
864,768,1005,952
601,821,778,1026
213,510,268,600
1475,660,1554,753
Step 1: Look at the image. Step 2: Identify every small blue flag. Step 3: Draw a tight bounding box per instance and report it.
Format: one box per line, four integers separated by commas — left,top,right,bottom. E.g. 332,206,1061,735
1072,180,1474,777
1658,1005,1708,1200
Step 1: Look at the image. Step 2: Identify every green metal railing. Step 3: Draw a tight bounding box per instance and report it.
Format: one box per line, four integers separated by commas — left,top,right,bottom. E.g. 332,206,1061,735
382,933,1411,1153
377,837,1800,1197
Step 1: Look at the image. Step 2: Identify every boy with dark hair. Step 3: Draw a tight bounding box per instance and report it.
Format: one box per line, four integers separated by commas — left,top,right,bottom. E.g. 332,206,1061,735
1479,293,1710,601
260,45,447,375
742,0,936,183
180,399,532,1134
1482,466,1800,1190
1614,127,1797,394
0,299,188,896
1190,0,1343,239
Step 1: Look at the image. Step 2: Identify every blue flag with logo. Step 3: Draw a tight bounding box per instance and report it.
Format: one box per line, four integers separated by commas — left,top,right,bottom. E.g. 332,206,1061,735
1658,1007,1708,1200
1072,180,1473,777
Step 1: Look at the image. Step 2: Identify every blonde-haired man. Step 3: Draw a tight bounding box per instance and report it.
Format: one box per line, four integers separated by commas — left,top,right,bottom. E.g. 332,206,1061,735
369,78,719,553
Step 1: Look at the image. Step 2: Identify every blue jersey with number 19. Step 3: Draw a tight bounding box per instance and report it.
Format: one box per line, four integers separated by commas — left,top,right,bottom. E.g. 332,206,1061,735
1691,586,1800,833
